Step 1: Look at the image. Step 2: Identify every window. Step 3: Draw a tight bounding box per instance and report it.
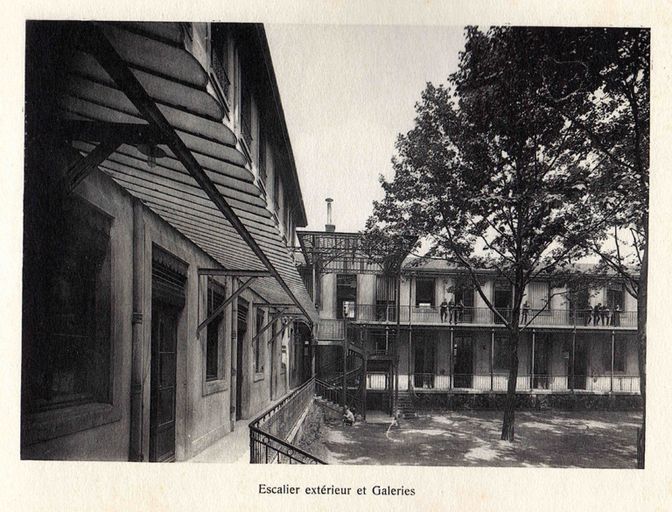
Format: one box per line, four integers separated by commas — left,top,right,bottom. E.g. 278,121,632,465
240,69,253,149
493,336,509,371
258,129,267,186
273,171,281,214
568,286,590,311
528,281,551,311
205,280,225,381
336,274,357,319
24,198,112,411
376,275,396,320
255,309,265,373
607,284,625,311
453,277,474,307
415,278,435,307
210,24,231,112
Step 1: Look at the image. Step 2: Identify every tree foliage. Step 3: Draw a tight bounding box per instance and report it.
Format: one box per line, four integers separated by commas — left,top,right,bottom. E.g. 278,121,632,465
367,26,649,442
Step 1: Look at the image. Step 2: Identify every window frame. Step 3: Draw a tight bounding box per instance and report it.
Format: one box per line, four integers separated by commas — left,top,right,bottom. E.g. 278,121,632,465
22,196,122,447
202,278,229,396
415,277,435,308
254,308,266,375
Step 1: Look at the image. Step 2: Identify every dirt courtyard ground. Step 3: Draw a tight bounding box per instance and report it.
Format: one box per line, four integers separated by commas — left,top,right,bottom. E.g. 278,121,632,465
317,410,642,468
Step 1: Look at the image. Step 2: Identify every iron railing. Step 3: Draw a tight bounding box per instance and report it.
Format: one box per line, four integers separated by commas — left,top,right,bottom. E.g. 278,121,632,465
338,304,637,328
315,378,364,414
249,377,326,464
364,373,640,393
316,319,345,340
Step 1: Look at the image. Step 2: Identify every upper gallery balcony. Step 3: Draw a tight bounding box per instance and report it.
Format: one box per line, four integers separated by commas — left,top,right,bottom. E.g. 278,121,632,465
339,304,637,329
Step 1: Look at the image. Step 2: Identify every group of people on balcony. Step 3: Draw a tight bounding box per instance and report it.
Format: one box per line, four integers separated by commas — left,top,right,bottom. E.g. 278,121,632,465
584,303,622,327
440,298,466,324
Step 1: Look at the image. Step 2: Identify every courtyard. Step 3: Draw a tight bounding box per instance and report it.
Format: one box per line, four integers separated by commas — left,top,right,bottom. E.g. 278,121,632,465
314,409,642,468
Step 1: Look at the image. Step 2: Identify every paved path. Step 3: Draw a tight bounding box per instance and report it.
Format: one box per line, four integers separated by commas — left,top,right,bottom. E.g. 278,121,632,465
188,418,252,463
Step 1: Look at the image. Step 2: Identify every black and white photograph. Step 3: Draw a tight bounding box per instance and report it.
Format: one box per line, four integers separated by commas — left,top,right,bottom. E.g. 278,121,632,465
4,1,671,509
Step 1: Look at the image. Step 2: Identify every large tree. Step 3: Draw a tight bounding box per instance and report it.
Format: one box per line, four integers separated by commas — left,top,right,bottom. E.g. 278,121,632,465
530,27,649,466
368,27,640,441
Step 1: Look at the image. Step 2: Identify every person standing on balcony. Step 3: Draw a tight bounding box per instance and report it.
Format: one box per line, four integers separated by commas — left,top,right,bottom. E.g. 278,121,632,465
522,301,530,324
584,305,592,326
593,303,602,326
602,304,611,326
448,298,456,324
613,304,621,326
440,298,449,323
456,299,465,323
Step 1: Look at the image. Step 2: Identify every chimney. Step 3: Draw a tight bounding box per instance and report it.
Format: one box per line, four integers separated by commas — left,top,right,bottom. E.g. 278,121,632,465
325,198,335,232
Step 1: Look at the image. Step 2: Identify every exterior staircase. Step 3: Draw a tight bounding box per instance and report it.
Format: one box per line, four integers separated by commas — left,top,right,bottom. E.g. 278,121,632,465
397,391,417,418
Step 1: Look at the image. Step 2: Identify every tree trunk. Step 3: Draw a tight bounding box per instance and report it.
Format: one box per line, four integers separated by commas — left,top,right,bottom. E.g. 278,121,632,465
636,243,647,468
502,279,523,441
501,328,520,441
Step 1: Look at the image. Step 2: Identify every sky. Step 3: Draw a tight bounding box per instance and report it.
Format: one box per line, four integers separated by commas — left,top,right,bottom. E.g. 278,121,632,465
265,24,466,233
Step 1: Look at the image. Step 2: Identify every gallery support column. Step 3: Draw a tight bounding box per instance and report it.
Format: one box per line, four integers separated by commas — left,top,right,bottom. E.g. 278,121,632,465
610,330,615,393
530,329,536,391
490,329,495,391
449,327,454,390
570,329,576,392
129,198,145,462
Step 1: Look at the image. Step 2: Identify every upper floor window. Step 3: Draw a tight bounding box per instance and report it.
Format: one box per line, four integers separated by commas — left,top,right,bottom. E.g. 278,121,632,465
528,281,551,311
453,277,474,308
258,128,267,187
273,171,281,214
240,70,253,150
210,25,231,115
415,277,435,307
336,274,357,319
607,283,625,311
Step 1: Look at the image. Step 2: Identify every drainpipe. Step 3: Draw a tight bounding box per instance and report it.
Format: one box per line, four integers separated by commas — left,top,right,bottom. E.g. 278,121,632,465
129,198,145,462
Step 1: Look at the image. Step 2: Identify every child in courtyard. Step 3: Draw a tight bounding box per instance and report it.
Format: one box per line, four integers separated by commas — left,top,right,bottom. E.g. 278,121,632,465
343,406,355,426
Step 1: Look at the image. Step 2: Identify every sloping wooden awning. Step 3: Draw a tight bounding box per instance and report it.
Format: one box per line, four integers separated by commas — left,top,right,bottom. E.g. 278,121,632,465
59,22,317,322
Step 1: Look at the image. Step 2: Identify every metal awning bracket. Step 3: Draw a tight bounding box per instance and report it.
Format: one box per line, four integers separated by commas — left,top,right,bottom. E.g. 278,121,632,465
251,308,288,343
197,277,256,334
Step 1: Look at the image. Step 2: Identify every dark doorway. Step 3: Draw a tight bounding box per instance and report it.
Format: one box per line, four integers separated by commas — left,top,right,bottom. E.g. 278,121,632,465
413,337,435,388
236,299,248,420
150,302,180,462
571,338,587,390
453,336,473,388
149,252,186,463
533,335,550,389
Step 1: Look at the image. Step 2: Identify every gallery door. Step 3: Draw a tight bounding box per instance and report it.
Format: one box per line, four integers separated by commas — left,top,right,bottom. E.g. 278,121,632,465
453,336,473,388
571,339,587,390
150,302,179,462
414,337,435,388
532,335,550,389
149,251,186,463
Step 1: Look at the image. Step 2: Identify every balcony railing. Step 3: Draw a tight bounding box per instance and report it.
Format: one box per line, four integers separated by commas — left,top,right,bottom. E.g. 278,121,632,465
250,378,325,464
365,372,640,393
339,304,637,328
316,319,345,340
